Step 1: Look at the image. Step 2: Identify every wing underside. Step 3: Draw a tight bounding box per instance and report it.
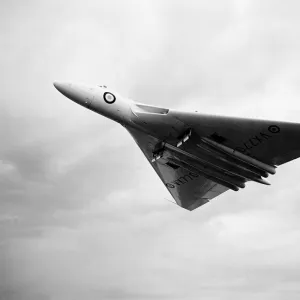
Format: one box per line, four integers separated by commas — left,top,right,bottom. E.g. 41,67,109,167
126,127,229,210
127,106,300,211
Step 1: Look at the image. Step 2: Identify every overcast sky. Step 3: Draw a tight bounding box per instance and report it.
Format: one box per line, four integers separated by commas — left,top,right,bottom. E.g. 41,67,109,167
2,0,300,299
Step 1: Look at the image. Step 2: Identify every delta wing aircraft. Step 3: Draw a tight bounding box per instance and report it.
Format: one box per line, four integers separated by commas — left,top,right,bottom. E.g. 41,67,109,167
54,82,300,210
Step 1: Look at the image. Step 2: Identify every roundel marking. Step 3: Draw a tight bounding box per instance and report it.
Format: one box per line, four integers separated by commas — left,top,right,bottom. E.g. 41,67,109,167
166,183,175,189
103,92,116,104
268,125,280,134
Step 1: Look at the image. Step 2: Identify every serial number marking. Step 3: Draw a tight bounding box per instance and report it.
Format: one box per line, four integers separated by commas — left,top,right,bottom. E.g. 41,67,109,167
166,172,199,189
234,125,280,156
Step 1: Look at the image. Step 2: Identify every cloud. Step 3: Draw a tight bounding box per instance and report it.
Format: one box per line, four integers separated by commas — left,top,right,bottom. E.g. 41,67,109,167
2,0,300,299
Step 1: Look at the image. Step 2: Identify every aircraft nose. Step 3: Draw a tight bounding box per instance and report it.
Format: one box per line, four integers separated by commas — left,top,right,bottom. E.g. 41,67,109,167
53,81,93,108
53,81,73,98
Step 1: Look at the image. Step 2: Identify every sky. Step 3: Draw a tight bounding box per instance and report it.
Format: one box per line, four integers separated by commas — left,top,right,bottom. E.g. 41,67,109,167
2,0,300,299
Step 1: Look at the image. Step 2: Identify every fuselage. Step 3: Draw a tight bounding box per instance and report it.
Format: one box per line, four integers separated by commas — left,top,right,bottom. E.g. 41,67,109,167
53,81,177,139
53,82,133,125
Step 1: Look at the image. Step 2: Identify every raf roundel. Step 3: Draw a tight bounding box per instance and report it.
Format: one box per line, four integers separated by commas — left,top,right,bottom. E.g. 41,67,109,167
268,125,280,134
103,92,116,104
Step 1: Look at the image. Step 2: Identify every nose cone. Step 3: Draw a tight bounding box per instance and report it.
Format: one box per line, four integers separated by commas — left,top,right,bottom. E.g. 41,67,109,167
53,81,70,95
53,81,75,101
53,81,93,108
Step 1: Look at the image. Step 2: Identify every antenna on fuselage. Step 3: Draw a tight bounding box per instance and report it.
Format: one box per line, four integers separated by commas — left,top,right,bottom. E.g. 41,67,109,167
164,198,179,206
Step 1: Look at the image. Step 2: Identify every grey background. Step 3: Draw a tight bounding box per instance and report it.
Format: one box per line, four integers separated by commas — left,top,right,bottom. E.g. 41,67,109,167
1,0,300,299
